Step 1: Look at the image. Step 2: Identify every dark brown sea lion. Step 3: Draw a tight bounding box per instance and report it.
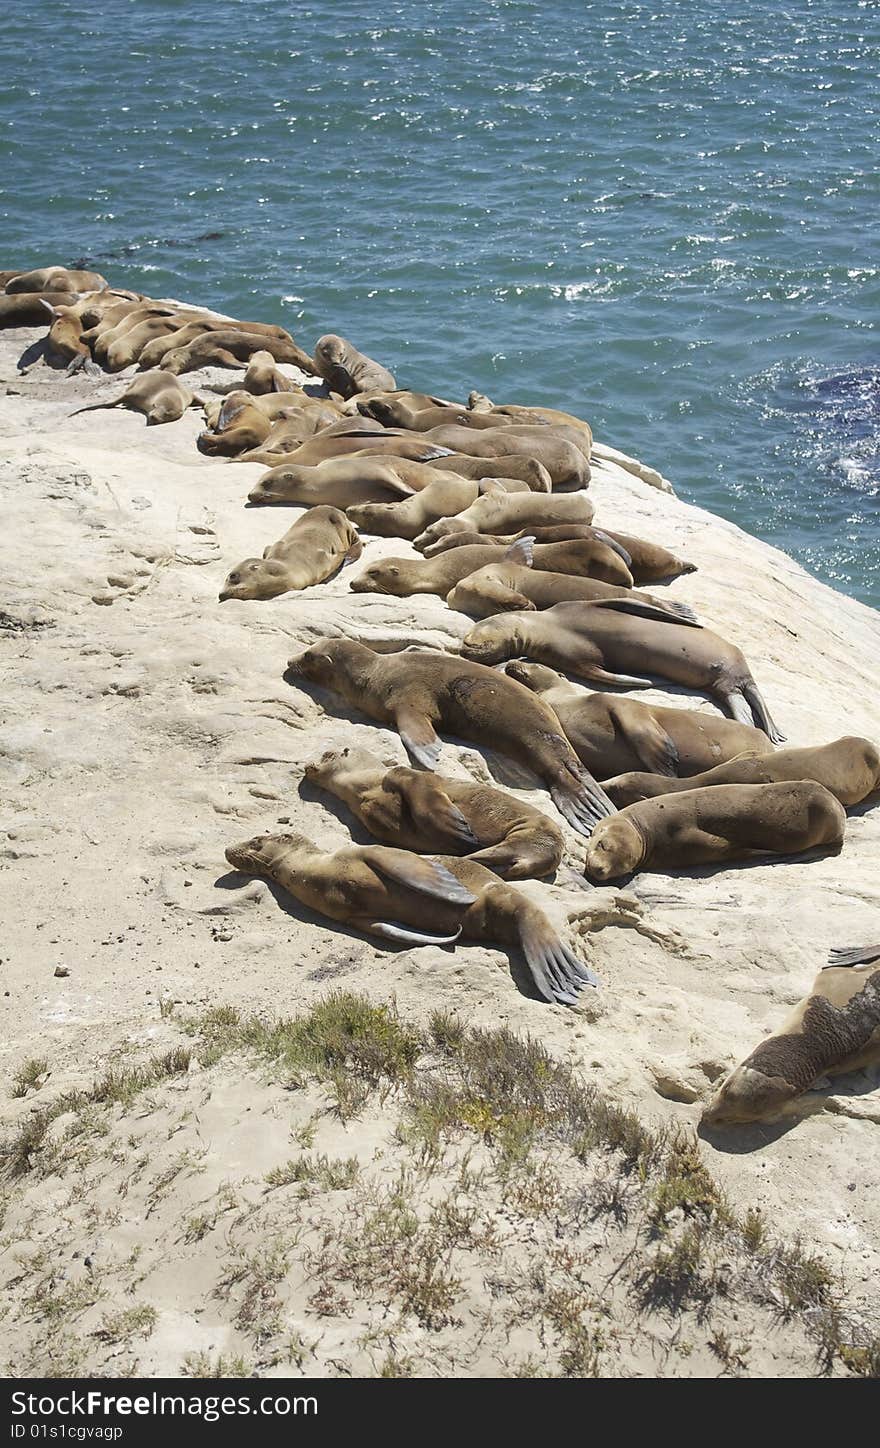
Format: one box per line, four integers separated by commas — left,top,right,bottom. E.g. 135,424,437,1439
583,781,845,881
160,329,315,375
415,489,594,550
313,334,396,397
304,745,565,880
219,506,362,601
286,638,615,833
503,662,775,779
604,738,880,808
415,425,591,488
350,536,634,597
463,600,784,741
5,266,107,294
225,831,598,1003
248,456,463,509
66,370,202,426
447,552,698,624
702,943,880,1125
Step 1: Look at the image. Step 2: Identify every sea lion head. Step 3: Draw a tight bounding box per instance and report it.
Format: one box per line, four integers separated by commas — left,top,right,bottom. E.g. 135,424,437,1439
219,558,289,602
349,559,408,595
286,636,369,685
225,830,307,874
304,745,382,787
504,660,565,695
460,618,518,665
583,816,645,882
701,1064,799,1127
248,470,294,504
160,348,187,375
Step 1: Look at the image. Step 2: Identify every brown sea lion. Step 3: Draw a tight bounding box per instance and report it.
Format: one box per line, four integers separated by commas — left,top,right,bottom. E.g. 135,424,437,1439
243,349,301,394
358,399,568,433
66,370,202,426
249,428,455,471
345,475,531,540
467,391,593,436
428,453,556,490
248,456,463,509
0,292,86,329
414,488,594,550
463,600,784,741
702,943,880,1125
604,738,880,809
420,523,695,582
137,316,298,370
225,831,598,1003
312,333,396,397
447,551,698,624
90,305,183,365
160,329,315,375
5,266,107,295
105,315,190,371
416,424,590,488
286,638,615,833
219,506,361,601
350,536,634,597
504,662,774,780
198,395,339,457
304,745,565,880
583,781,845,881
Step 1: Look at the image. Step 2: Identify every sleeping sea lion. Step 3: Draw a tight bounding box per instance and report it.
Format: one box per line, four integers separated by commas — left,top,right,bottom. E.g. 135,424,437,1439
415,425,590,489
0,292,86,329
243,349,301,394
414,487,594,550
504,662,775,779
583,781,845,881
358,399,584,434
219,506,361,601
160,329,315,375
313,334,396,397
603,737,880,808
138,316,299,370
304,746,564,880
248,456,463,509
225,831,598,1004
350,536,634,598
5,266,107,294
66,370,202,426
463,600,784,741
286,638,615,834
702,943,880,1125
467,391,593,436
427,454,556,490
198,395,338,457
250,428,455,470
346,475,529,540
447,551,698,624
420,524,695,582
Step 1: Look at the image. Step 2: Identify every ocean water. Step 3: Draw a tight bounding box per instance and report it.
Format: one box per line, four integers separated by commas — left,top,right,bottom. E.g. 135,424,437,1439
2,0,878,606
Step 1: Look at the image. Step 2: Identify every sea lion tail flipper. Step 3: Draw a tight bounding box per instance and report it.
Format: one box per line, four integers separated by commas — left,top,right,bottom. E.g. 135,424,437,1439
395,707,442,768
592,531,633,567
826,942,880,968
551,767,617,836
366,847,477,905
367,921,464,946
384,769,479,848
742,681,786,744
518,910,601,1003
503,535,535,567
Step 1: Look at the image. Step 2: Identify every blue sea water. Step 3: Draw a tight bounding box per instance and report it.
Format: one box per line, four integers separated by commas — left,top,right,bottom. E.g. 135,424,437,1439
2,0,878,605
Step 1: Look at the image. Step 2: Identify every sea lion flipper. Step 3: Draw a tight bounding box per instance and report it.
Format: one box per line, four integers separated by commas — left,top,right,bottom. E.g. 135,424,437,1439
518,913,601,1003
826,943,880,968
592,531,633,567
366,921,464,946
742,681,786,744
588,598,702,628
366,847,477,905
383,769,479,848
395,707,442,768
607,700,680,776
344,535,364,564
503,535,535,567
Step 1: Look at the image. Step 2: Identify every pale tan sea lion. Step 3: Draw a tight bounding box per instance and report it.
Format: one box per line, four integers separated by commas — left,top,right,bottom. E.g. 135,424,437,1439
304,745,565,880
505,662,774,779
286,638,615,834
428,453,554,490
414,488,594,550
312,333,396,397
251,428,455,469
243,349,301,394
463,600,784,741
90,305,182,365
219,506,362,601
248,456,459,509
702,943,880,1125
447,554,698,624
105,315,188,371
604,738,880,808
225,831,598,1003
350,535,634,597
345,475,530,540
160,329,315,375
416,424,591,488
583,781,845,881
467,390,593,436
66,370,202,426
6,266,107,294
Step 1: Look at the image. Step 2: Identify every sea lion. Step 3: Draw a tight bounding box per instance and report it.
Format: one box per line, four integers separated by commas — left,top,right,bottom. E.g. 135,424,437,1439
447,553,698,624
702,944,880,1125
415,425,590,489
67,370,202,426
105,315,189,371
604,738,880,809
421,521,693,583
90,305,183,366
248,456,461,509
197,395,338,457
428,453,556,490
312,334,396,397
5,266,107,295
286,638,615,834
137,316,298,370
350,536,634,598
504,663,775,780
463,600,784,741
243,349,301,394
219,506,362,601
248,428,454,470
160,329,315,375
415,488,595,550
346,475,532,540
304,746,565,880
0,292,85,329
358,399,569,433
225,831,598,1003
583,781,845,881
467,390,593,436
